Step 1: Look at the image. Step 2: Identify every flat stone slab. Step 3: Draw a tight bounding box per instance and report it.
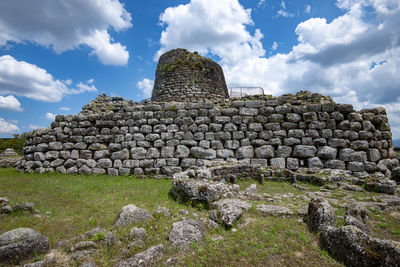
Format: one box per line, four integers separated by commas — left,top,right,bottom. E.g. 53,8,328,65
256,204,293,216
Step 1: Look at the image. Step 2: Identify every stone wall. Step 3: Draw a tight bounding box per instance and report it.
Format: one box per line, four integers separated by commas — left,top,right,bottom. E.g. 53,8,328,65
18,91,398,177
151,49,229,102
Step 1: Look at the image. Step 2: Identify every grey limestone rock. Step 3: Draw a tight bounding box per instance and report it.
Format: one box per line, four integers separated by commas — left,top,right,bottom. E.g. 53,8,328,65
170,179,231,204
129,228,147,240
320,225,400,267
0,228,49,264
116,244,164,267
308,157,324,168
114,205,153,227
292,145,317,158
169,219,205,249
254,145,274,159
236,146,254,159
317,146,337,159
190,147,216,159
256,204,293,216
270,158,286,168
307,198,336,232
365,178,397,195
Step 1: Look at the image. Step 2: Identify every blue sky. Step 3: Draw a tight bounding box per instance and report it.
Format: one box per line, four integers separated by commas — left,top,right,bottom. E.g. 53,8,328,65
0,0,400,138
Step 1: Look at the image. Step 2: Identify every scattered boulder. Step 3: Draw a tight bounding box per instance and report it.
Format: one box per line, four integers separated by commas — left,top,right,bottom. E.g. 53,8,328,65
365,178,397,195
256,204,293,216
210,199,252,227
0,228,49,264
320,225,400,266
344,201,369,233
168,219,205,249
116,244,164,267
70,241,97,253
170,179,235,205
23,249,71,267
154,206,170,217
0,197,12,214
391,167,400,184
129,228,147,240
307,198,336,232
337,182,364,192
114,205,153,227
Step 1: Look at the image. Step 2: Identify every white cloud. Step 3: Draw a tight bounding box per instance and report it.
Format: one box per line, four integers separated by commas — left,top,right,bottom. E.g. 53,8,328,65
156,0,400,137
277,0,294,17
0,95,22,111
271,41,278,51
137,79,154,98
87,79,94,84
29,125,40,130
258,0,267,7
75,82,98,93
156,0,264,62
0,55,96,102
85,30,129,66
60,107,70,111
0,0,131,66
45,112,56,120
305,4,311,13
0,117,18,134
64,79,73,85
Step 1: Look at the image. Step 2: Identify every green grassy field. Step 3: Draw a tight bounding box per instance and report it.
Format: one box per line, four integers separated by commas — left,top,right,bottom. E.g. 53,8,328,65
1,168,398,266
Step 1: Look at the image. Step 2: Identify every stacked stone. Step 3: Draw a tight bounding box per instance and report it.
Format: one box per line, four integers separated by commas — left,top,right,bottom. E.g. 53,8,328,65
18,92,398,177
151,49,229,102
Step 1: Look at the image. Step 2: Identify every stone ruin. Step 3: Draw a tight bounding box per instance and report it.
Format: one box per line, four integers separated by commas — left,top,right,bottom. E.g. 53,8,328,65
17,48,399,178
0,148,18,157
152,48,229,102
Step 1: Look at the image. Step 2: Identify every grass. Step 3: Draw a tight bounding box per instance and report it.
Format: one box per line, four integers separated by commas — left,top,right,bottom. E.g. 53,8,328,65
1,168,399,266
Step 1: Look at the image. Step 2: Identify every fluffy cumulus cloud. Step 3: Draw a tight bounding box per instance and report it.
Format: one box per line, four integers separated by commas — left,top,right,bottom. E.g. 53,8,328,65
0,95,22,111
45,112,56,120
0,0,131,66
156,0,400,137
0,117,19,134
0,55,97,102
137,79,154,98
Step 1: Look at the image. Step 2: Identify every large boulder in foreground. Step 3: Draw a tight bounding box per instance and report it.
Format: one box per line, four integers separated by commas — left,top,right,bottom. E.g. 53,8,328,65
0,228,49,264
320,225,400,266
114,205,153,227
307,198,336,232
169,219,205,249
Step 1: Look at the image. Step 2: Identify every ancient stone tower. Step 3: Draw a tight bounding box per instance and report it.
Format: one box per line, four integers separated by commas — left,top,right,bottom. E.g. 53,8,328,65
151,48,229,102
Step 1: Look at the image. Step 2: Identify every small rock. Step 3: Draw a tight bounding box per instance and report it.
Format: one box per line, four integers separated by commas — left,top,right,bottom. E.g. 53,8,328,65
114,205,153,227
116,244,164,267
154,206,170,217
168,219,205,249
129,228,147,240
70,241,97,252
179,209,189,215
